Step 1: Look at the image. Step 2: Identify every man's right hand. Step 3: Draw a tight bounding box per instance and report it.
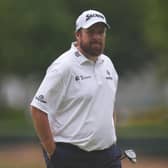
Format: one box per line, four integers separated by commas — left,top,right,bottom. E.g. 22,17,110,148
47,144,56,159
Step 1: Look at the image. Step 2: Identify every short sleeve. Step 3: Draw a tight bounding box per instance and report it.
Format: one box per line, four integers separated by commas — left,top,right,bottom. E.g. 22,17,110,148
30,62,68,114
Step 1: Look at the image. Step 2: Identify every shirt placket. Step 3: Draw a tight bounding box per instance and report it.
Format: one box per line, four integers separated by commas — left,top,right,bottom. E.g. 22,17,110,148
93,62,102,85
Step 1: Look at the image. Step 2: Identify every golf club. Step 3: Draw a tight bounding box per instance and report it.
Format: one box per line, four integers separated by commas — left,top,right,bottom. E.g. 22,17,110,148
120,149,137,163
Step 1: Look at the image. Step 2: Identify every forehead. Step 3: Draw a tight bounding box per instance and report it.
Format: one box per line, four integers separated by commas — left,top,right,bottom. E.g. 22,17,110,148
86,22,106,31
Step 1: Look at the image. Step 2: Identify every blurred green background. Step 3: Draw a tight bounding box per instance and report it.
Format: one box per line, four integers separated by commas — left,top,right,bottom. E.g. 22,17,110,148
0,0,168,167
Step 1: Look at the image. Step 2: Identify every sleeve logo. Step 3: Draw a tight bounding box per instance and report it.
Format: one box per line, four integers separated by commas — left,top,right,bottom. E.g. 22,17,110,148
35,94,47,103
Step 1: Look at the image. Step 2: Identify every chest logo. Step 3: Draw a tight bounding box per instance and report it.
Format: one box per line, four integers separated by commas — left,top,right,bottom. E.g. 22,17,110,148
75,75,92,81
106,70,113,80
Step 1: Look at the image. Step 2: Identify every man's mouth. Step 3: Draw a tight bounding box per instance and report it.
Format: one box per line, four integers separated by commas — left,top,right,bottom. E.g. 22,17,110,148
91,42,102,47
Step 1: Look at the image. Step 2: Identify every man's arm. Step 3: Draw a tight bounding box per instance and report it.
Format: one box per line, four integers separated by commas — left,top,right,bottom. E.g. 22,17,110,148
30,106,56,157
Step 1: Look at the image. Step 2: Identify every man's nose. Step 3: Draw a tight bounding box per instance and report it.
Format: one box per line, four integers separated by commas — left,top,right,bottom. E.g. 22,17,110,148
92,32,102,40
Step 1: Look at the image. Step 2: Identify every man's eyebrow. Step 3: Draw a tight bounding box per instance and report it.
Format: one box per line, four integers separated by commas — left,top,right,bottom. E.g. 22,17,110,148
87,27,106,32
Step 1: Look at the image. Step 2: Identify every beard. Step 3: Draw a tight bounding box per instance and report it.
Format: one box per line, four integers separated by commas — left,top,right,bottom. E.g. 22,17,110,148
80,40,104,57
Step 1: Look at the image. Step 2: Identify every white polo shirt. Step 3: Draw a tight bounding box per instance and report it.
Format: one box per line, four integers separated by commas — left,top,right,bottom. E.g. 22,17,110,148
31,42,118,151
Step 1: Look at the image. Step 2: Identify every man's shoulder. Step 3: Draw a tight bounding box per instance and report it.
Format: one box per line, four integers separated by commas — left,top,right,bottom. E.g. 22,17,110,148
47,49,75,74
54,49,74,63
101,54,114,65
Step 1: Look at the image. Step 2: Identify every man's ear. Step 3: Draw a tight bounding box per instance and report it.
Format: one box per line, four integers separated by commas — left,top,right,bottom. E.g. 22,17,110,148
75,31,81,40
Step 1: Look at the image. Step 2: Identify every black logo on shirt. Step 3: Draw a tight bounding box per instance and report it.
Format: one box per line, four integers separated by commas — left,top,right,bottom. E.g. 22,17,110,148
35,94,47,103
106,70,113,80
106,70,111,76
75,76,80,81
75,75,91,81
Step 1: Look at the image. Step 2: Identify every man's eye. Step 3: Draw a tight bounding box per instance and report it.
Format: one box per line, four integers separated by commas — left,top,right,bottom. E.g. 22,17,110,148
88,30,104,34
99,30,105,34
87,29,94,34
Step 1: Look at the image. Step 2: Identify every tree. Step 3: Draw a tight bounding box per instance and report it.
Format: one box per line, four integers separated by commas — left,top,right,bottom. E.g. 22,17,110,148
142,0,168,80
0,0,167,79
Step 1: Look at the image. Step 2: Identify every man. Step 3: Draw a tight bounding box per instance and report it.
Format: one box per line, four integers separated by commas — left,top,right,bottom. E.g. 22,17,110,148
30,9,122,168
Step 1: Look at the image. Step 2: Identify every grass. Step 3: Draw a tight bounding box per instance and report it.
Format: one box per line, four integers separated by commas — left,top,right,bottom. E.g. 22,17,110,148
118,124,168,138
117,107,168,138
0,106,168,138
0,107,35,137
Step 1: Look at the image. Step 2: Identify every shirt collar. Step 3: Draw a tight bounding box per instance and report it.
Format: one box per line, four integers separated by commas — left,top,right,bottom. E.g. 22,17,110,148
71,42,104,65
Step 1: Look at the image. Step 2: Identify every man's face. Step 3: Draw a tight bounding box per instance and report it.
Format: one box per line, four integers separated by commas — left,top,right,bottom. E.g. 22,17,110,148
76,23,106,57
